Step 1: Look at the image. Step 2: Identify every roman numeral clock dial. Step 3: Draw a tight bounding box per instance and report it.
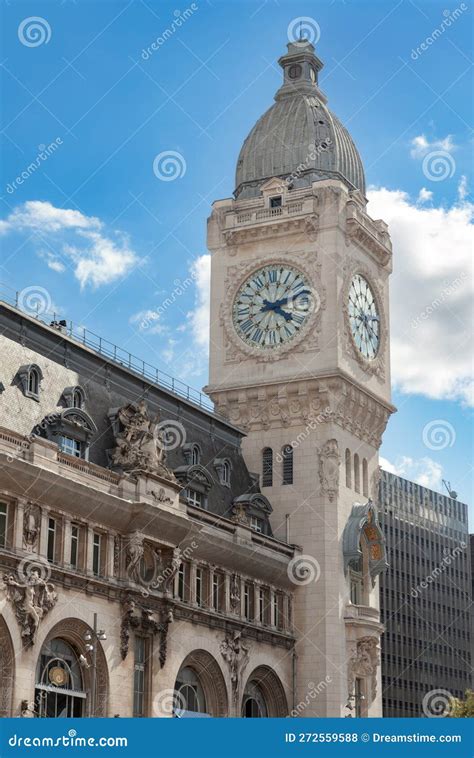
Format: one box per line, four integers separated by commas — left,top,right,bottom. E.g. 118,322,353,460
232,265,314,350
348,274,380,360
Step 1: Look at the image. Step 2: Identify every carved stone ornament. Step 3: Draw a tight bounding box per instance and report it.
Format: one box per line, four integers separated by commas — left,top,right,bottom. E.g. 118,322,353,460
348,636,380,700
3,568,57,648
318,438,341,502
125,533,144,584
229,575,241,609
341,259,387,381
370,465,382,505
149,487,173,505
120,596,173,668
219,254,326,364
220,631,250,708
231,503,249,526
110,400,176,481
23,503,41,549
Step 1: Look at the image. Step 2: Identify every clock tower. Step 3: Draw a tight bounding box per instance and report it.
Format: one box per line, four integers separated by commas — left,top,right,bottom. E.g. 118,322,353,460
206,38,395,717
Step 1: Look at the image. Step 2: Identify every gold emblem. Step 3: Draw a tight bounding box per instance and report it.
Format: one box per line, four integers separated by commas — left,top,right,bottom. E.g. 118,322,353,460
49,666,68,686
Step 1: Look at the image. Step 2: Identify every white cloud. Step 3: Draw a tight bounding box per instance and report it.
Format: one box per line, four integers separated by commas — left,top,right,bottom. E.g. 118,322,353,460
367,187,473,406
458,175,468,201
129,309,166,336
380,455,444,492
187,254,210,352
417,187,433,204
410,134,456,159
1,201,138,289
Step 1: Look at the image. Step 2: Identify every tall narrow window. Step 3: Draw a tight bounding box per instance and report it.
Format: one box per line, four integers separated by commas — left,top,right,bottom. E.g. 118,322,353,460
222,460,231,486
262,448,273,488
28,368,40,397
282,445,293,485
47,518,56,562
362,459,368,497
70,524,79,569
212,573,220,611
244,584,250,620
191,445,200,465
355,677,363,718
354,454,360,493
133,636,148,717
345,449,351,488
0,503,7,548
72,388,84,409
196,567,203,607
178,563,185,601
258,587,265,623
92,533,101,576
272,594,278,627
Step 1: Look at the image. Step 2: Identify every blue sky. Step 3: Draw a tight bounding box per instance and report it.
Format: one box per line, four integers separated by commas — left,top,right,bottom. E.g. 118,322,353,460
0,0,472,514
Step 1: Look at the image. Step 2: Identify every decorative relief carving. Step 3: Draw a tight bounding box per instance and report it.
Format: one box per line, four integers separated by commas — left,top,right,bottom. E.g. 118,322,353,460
318,439,341,502
220,254,326,364
120,596,173,668
23,503,40,549
229,575,241,610
220,630,250,709
110,401,176,481
341,259,387,381
370,465,382,505
3,569,57,648
125,533,144,584
231,503,249,526
348,635,380,700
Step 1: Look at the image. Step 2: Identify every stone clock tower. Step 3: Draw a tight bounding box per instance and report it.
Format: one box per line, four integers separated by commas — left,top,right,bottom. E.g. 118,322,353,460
206,38,395,717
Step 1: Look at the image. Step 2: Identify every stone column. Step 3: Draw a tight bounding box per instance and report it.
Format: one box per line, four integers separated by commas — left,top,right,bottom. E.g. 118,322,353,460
189,561,197,605
253,582,260,624
86,526,94,575
208,566,215,609
270,587,276,627
223,573,231,614
106,534,115,578
39,507,49,558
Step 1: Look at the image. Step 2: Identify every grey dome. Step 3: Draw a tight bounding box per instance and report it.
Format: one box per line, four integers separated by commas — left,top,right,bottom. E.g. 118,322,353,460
235,39,365,199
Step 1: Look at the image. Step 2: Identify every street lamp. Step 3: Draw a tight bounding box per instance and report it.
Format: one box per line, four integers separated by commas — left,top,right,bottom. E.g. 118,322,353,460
83,613,107,717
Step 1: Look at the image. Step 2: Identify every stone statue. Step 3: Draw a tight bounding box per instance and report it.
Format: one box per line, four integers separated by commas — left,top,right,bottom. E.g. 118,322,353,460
23,503,40,548
5,569,57,648
220,631,250,708
230,575,241,610
111,401,176,481
348,635,379,702
126,533,144,584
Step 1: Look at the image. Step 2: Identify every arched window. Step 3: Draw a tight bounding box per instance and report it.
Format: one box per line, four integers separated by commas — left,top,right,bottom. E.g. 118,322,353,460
35,638,85,717
345,449,351,488
282,445,293,485
191,445,200,466
175,666,207,716
72,388,84,409
28,368,40,397
354,454,360,493
262,448,273,488
242,681,268,718
362,459,368,497
222,460,231,486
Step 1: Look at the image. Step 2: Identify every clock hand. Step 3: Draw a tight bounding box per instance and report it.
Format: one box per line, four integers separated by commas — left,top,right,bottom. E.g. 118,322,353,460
260,290,311,312
273,305,293,322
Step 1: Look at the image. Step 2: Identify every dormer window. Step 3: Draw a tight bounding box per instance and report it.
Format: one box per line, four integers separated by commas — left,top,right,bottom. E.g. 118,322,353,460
269,196,282,208
191,444,201,466
62,385,86,410
17,364,43,400
214,458,231,487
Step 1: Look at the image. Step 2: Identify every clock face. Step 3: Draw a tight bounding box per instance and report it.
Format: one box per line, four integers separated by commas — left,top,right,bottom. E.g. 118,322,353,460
233,265,314,349
348,274,380,360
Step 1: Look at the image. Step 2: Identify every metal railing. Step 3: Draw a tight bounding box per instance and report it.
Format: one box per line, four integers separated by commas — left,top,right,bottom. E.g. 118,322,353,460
0,283,215,414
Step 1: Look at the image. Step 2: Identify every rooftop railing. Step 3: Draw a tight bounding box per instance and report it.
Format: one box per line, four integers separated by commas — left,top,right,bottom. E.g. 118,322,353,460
0,283,215,414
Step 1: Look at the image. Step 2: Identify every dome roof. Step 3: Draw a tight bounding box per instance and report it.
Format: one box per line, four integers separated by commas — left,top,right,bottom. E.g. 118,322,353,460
235,39,365,199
